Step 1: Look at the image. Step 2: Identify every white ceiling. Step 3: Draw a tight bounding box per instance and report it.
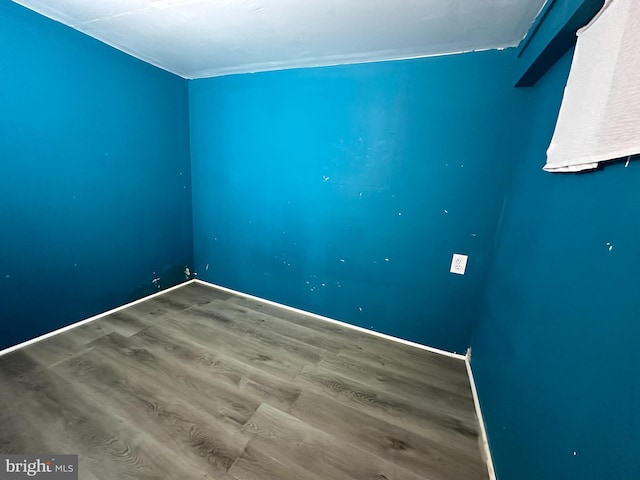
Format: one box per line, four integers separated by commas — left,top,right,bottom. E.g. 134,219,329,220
13,0,547,79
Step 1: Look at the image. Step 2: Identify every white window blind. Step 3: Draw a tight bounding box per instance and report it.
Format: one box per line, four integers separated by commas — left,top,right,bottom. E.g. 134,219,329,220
545,0,640,172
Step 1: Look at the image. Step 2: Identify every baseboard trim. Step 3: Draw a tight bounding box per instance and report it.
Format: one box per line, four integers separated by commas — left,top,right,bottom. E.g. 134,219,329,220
0,277,466,364
0,280,195,358
194,279,466,361
465,349,497,480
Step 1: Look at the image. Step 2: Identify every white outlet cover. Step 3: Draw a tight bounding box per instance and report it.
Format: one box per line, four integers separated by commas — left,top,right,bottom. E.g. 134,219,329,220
450,254,468,275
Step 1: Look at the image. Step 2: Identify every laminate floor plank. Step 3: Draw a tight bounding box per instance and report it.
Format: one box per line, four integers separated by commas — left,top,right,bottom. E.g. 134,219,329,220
97,309,156,338
20,334,94,368
297,363,481,445
227,293,465,372
288,390,487,480
129,325,302,411
152,311,320,381
89,332,262,428
196,300,344,353
0,405,50,454
319,352,475,411
0,282,489,480
229,443,325,480
237,403,431,480
336,342,467,384
169,282,233,303
51,347,251,477
166,305,327,366
334,347,472,399
0,366,208,479
227,295,375,340
0,349,41,382
148,318,303,381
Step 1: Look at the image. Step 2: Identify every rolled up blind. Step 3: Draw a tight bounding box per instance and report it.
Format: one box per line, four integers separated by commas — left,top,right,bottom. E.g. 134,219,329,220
545,0,640,172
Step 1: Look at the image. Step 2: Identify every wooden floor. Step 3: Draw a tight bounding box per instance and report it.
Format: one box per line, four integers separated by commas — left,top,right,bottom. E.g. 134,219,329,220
0,282,488,480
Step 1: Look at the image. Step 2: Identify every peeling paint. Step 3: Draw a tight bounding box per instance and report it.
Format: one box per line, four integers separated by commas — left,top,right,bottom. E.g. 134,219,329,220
323,175,330,181
606,242,613,251
205,263,209,270
184,266,191,279
339,258,345,263
625,157,631,167
444,209,449,214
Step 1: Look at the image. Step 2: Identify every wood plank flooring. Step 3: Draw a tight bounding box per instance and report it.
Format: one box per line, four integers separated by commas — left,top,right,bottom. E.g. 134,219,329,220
0,282,489,479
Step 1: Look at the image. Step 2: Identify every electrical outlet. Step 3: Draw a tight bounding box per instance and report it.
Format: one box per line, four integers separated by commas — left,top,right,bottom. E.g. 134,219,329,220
450,254,468,275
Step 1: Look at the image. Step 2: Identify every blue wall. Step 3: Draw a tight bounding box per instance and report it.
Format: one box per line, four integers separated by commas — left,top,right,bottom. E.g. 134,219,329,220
189,51,529,353
0,2,193,350
471,49,640,479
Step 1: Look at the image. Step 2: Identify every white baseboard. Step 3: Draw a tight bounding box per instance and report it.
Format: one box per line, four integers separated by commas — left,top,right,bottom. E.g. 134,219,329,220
0,280,196,358
194,279,466,360
465,349,497,480
1,277,466,364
